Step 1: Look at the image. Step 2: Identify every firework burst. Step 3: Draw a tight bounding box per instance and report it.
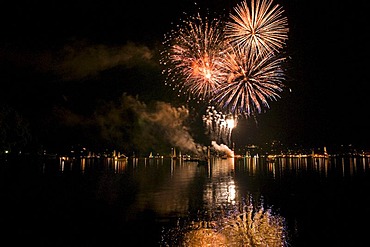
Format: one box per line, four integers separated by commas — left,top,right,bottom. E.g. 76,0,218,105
225,0,289,56
160,13,229,102
160,0,289,119
213,46,286,117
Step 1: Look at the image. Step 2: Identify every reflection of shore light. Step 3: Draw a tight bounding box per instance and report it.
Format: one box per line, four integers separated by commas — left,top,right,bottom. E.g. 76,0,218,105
114,159,127,173
81,158,85,173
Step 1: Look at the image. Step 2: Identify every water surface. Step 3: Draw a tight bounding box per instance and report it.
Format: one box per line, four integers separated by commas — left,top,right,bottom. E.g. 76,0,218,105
1,155,369,246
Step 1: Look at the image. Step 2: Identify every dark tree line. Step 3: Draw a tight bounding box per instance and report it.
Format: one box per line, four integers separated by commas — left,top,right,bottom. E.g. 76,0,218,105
0,104,32,156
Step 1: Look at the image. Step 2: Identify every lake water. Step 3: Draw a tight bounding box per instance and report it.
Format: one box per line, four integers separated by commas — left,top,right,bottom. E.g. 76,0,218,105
1,155,369,246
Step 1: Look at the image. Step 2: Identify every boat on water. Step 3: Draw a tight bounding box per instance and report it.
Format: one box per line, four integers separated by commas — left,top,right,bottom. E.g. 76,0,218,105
182,155,204,162
114,154,128,161
182,155,209,166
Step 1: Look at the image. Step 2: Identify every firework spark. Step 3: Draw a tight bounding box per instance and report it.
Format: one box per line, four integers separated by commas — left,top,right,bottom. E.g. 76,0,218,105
213,46,286,117
160,13,229,102
225,0,289,56
203,106,237,146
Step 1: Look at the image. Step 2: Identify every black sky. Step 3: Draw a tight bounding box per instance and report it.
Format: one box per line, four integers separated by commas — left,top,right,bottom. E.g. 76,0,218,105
0,0,369,152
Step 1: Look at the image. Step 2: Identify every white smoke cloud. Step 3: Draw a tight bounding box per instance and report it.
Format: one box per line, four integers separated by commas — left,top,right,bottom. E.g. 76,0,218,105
53,41,155,80
211,141,234,158
140,101,203,155
23,40,156,81
1,40,157,81
91,94,206,156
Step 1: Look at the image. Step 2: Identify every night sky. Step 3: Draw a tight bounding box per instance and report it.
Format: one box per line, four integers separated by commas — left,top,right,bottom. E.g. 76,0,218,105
0,0,369,154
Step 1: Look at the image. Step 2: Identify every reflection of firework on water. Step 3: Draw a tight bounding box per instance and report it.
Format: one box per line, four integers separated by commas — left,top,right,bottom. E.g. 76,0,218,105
225,0,289,56
203,106,237,146
213,46,286,117
160,13,229,102
218,203,287,246
160,197,287,246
